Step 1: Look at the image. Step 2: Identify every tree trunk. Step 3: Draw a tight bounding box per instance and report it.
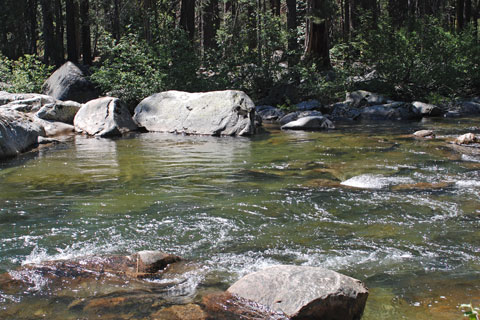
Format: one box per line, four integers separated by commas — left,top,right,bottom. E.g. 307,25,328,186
41,0,56,65
388,0,409,28
113,0,121,41
286,0,297,53
203,0,219,48
304,0,330,69
54,0,65,66
26,0,38,54
80,0,92,64
344,0,350,39
66,0,78,62
465,0,472,24
456,0,465,31
180,0,196,40
270,0,280,16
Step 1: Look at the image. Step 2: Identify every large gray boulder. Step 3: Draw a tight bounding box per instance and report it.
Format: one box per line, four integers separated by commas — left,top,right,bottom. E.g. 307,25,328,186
133,90,256,136
412,101,443,117
330,103,361,121
360,102,422,121
42,62,99,103
447,101,480,116
346,90,389,108
281,116,335,131
227,265,368,320
0,109,45,159
35,100,82,124
74,97,138,137
33,117,75,137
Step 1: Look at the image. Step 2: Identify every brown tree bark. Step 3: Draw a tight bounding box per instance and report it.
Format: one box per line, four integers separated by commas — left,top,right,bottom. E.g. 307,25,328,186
465,0,472,24
304,0,330,69
113,0,121,41
344,0,350,39
180,0,196,40
54,0,65,65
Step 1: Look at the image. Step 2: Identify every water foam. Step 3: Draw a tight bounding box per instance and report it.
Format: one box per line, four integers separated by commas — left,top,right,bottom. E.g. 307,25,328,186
341,174,414,189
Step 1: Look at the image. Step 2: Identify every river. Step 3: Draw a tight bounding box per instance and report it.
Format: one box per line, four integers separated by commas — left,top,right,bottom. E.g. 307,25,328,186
0,118,479,319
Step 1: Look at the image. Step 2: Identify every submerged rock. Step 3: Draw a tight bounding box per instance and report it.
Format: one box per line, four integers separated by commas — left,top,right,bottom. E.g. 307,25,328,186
281,116,335,131
227,265,368,319
42,61,99,103
151,304,207,320
0,109,45,160
134,90,256,136
74,97,138,137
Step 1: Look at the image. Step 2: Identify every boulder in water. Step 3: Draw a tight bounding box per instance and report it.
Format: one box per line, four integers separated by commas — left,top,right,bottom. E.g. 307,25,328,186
0,109,45,160
454,133,478,145
133,90,255,136
412,101,443,117
255,105,285,123
346,90,389,108
413,130,435,138
360,102,422,121
74,97,138,137
35,100,82,124
227,265,368,319
281,116,335,131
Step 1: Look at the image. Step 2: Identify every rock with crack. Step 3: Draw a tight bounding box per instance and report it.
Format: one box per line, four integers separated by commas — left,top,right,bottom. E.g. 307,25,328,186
281,116,335,131
74,97,138,137
0,109,45,160
227,265,368,320
133,90,256,136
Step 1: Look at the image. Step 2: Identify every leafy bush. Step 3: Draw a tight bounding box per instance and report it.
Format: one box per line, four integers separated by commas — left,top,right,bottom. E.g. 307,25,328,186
332,16,480,102
91,29,201,108
0,54,51,93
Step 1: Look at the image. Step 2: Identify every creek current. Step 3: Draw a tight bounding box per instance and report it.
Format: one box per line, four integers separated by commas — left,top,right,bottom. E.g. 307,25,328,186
0,118,479,319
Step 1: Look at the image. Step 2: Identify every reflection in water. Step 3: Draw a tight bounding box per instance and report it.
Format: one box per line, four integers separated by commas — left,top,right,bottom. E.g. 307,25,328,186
0,121,479,319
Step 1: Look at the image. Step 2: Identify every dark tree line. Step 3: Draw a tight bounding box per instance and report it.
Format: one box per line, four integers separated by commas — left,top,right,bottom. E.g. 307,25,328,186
0,0,479,95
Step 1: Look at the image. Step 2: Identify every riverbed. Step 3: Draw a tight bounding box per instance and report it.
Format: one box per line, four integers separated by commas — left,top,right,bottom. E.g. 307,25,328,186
0,118,479,319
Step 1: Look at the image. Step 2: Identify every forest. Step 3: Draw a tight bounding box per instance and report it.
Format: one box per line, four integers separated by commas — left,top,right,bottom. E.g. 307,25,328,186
0,0,479,107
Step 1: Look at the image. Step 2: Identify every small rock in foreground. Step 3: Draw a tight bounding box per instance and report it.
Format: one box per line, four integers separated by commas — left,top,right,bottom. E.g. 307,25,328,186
455,133,478,145
227,265,368,320
413,130,435,138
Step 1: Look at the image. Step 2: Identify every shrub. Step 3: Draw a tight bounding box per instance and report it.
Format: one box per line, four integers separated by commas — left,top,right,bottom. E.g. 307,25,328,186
0,54,51,93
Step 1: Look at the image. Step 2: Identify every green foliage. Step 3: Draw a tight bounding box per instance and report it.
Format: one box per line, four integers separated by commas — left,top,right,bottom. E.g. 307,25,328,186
332,15,480,102
460,303,479,320
91,29,201,107
0,54,52,93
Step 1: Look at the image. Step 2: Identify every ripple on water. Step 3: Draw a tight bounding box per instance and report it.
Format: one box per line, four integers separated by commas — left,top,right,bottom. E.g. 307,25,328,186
341,174,414,189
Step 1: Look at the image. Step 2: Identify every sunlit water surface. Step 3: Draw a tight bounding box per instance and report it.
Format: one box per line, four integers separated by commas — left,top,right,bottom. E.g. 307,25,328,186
0,118,479,319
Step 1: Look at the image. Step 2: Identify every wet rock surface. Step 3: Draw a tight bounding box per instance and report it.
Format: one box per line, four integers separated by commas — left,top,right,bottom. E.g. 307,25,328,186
134,90,256,136
227,265,369,320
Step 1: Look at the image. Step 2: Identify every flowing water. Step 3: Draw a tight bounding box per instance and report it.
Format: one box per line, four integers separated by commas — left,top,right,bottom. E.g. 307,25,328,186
0,118,479,319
